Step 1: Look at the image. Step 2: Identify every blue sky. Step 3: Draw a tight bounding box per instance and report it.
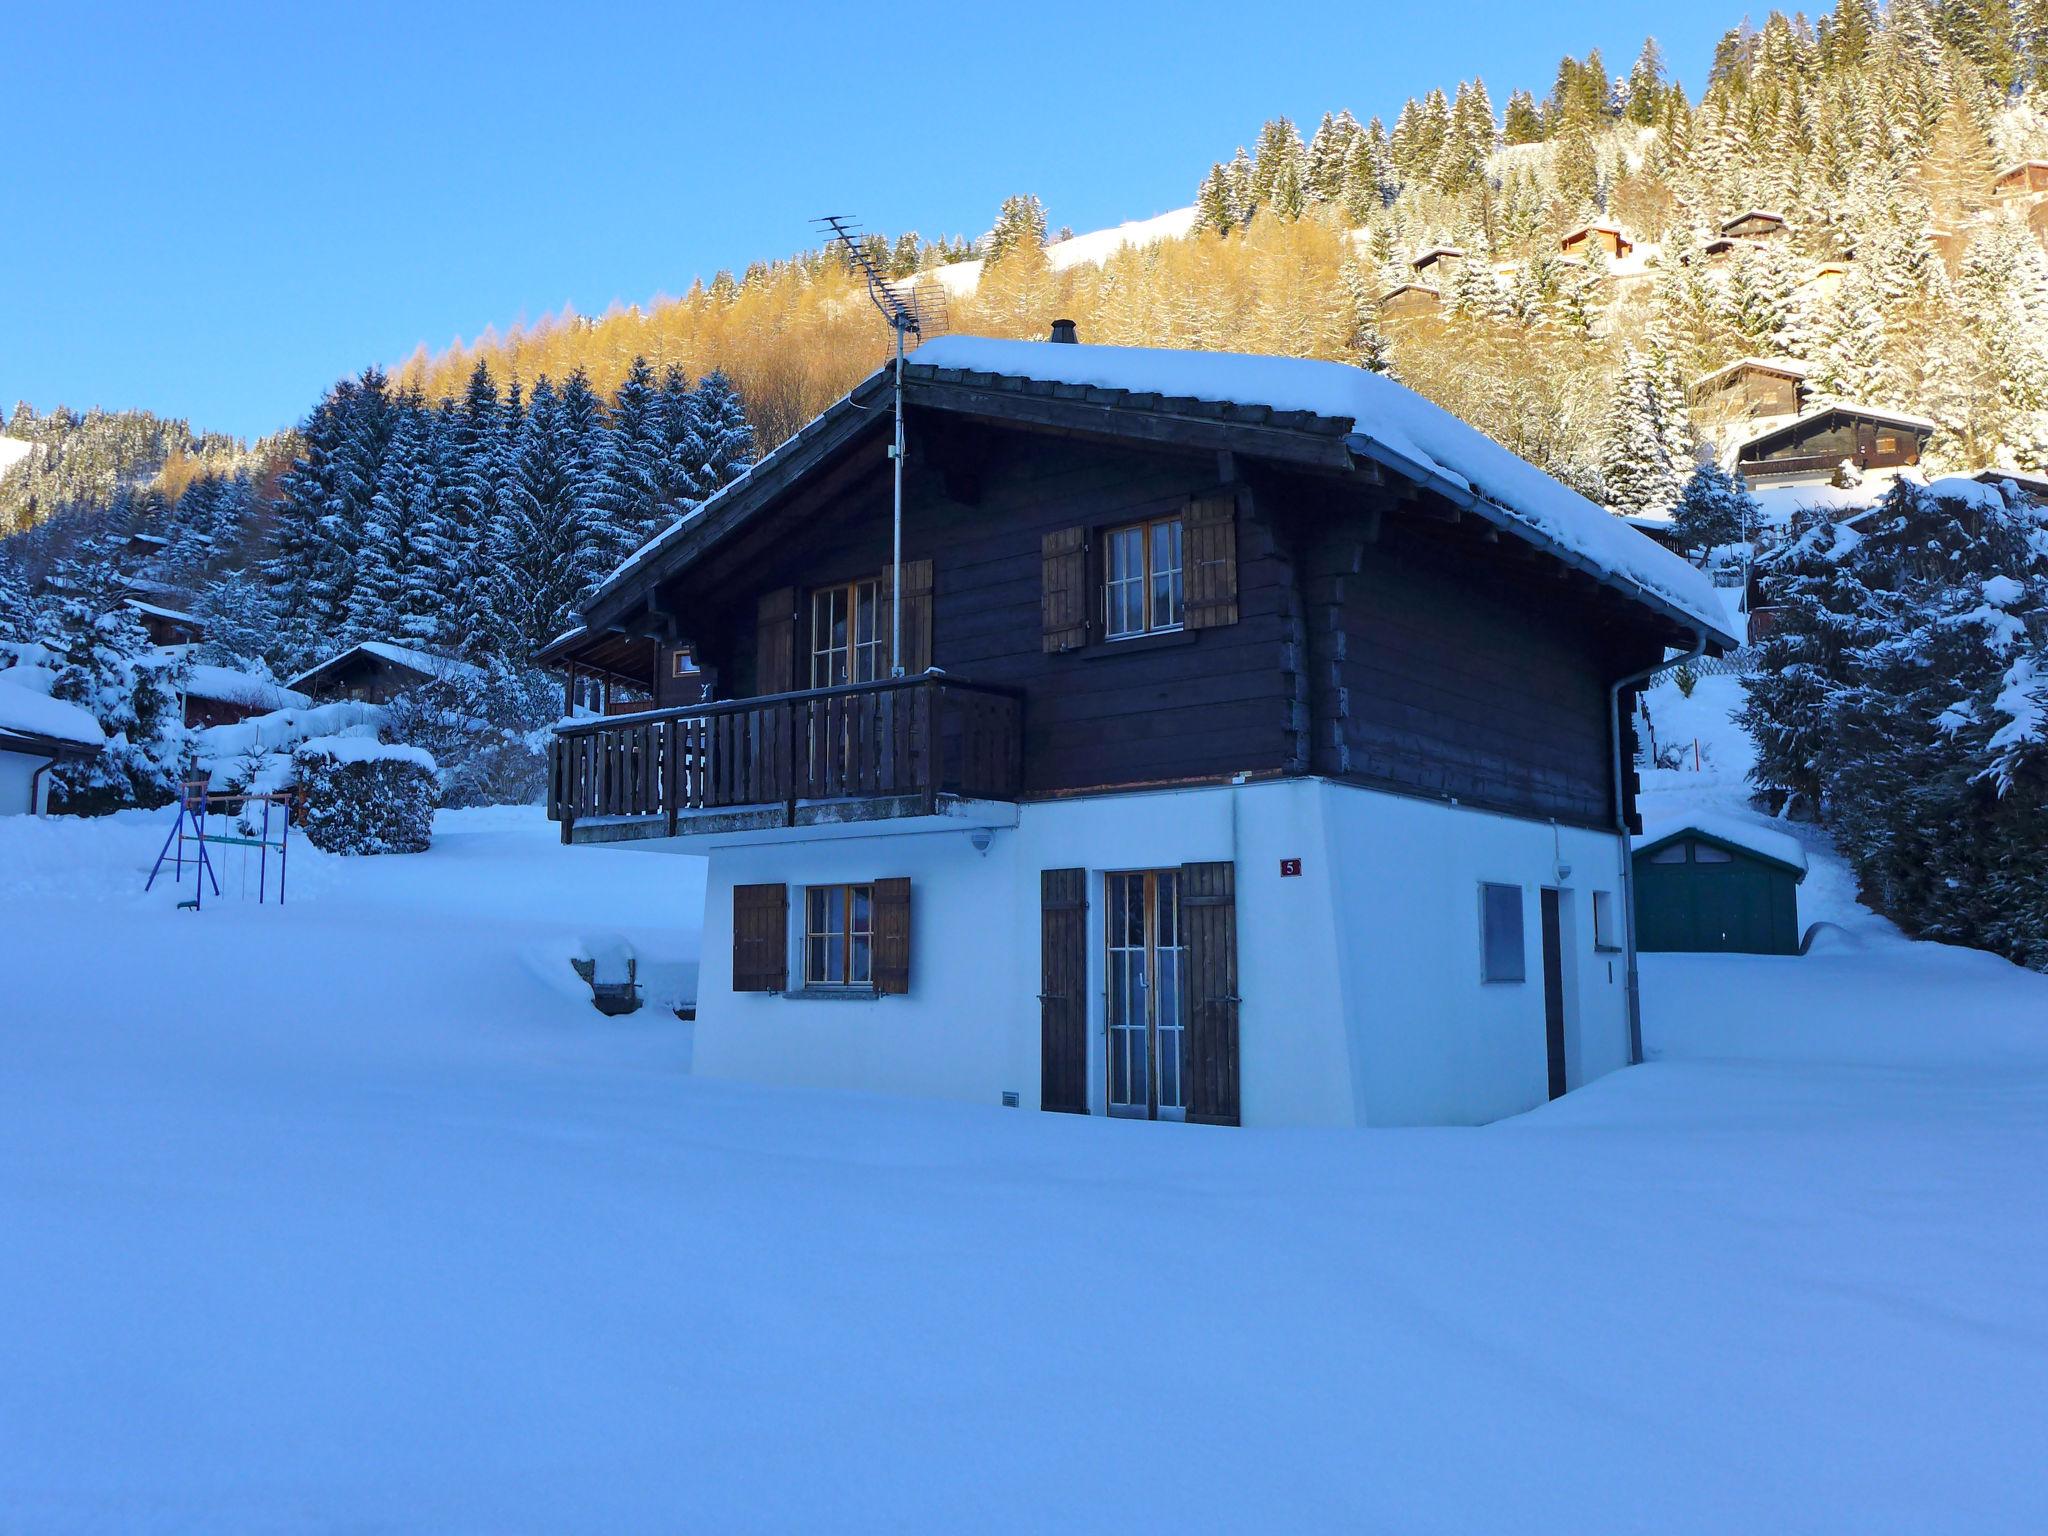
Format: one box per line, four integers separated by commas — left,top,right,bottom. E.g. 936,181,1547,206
1,0,1734,440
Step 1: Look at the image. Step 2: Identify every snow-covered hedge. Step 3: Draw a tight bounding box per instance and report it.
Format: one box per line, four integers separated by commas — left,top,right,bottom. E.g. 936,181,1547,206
292,737,438,855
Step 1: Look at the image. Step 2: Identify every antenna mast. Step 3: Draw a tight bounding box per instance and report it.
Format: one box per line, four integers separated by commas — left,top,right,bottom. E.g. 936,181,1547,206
814,215,935,679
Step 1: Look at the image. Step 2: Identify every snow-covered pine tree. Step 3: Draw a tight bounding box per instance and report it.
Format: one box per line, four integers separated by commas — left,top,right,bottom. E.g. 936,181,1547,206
45,551,186,812
191,569,278,670
593,355,668,562
491,377,607,662
1599,344,1688,515
690,371,755,498
356,396,449,645
1670,458,1759,554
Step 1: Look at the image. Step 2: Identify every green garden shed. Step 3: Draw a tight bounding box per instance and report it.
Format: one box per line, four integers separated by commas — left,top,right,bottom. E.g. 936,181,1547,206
1632,815,1808,955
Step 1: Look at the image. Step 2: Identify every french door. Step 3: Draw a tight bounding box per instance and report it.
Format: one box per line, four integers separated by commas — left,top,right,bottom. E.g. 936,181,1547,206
1105,870,1187,1120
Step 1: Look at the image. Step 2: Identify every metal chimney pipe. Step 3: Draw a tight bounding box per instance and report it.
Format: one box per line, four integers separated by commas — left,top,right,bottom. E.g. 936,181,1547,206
1048,318,1078,344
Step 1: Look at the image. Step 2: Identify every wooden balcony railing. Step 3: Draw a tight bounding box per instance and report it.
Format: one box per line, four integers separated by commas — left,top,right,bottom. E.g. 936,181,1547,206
548,675,1024,840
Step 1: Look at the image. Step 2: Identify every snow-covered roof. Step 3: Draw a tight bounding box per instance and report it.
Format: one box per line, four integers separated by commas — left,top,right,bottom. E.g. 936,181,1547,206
1634,813,1808,877
1720,210,1787,229
126,532,171,548
1379,283,1441,301
125,599,200,625
988,339,1744,637
1410,246,1466,266
1995,160,2048,177
1561,222,1629,243
1692,356,1810,390
181,665,311,711
0,673,105,751
286,640,485,691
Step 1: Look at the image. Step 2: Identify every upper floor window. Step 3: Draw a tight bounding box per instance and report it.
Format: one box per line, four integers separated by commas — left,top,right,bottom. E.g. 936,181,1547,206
811,579,882,688
669,646,698,680
1104,515,1184,639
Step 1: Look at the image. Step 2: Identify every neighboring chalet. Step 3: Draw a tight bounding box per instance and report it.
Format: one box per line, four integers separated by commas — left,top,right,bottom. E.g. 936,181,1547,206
1408,246,1466,284
125,599,203,648
177,665,309,729
1378,283,1441,319
287,640,483,704
1560,223,1632,260
1690,358,1809,436
1719,210,1788,242
0,646,104,816
547,332,1734,1129
1733,403,1933,485
1992,161,2048,198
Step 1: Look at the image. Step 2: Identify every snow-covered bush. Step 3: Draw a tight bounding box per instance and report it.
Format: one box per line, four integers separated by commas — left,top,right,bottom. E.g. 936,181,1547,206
379,658,560,808
292,738,438,855
1741,478,2048,968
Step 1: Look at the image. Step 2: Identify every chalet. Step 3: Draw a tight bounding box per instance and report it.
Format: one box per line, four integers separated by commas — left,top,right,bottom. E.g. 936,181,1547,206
125,599,204,648
1690,358,1809,429
1560,223,1632,261
1719,210,1788,242
287,640,484,704
177,665,309,729
547,332,1735,1129
1798,261,1850,299
1733,404,1933,485
1694,237,1737,265
0,647,104,816
1408,246,1466,283
1377,283,1441,319
1992,161,2048,198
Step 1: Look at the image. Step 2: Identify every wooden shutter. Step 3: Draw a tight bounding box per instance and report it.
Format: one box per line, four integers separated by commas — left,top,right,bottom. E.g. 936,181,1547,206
878,558,935,674
732,882,788,992
755,587,796,696
1041,527,1091,653
1180,860,1240,1125
873,876,911,995
1183,495,1239,630
1039,868,1089,1114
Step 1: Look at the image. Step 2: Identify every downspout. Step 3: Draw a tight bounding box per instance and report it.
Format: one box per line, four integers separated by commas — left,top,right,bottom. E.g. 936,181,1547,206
28,753,59,816
1609,627,1708,1065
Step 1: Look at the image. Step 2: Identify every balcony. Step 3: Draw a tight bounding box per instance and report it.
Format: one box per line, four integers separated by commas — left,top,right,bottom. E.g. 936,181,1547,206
548,675,1024,845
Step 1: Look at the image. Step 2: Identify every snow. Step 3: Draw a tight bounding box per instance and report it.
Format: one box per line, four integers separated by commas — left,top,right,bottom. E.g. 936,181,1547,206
297,733,437,771
1636,810,1809,874
894,207,1198,298
124,598,198,624
0,668,105,748
1,789,2045,1529
0,435,32,476
179,663,309,711
911,336,1732,638
1924,474,2005,509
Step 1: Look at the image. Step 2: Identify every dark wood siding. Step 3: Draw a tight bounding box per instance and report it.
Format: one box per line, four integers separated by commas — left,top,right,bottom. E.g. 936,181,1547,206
1298,511,1635,825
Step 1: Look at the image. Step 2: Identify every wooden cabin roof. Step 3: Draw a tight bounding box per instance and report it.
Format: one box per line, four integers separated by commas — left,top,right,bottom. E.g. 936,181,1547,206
1735,402,1936,457
580,338,1736,651
1719,210,1788,232
1691,356,1810,394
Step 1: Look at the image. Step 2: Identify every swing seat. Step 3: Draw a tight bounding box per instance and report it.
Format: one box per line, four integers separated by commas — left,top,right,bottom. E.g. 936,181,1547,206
175,899,199,911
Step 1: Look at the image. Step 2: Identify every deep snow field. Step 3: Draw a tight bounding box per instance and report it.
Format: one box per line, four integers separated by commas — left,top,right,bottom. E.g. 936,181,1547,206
3,683,2046,1533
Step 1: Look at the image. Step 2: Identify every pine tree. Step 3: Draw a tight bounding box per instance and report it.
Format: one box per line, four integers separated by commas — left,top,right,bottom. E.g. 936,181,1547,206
45,552,186,812
440,360,505,656
690,371,755,497
1502,90,1545,145
1599,344,1688,514
191,569,277,669
1670,459,1760,552
986,194,1048,261
492,377,606,662
1623,38,1670,126
594,355,669,560
1193,164,1237,236
357,397,449,645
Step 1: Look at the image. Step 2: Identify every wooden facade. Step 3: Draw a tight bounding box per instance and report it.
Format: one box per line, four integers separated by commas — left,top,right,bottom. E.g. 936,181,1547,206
1690,360,1807,424
1560,224,1632,260
1378,283,1442,319
288,643,476,704
1719,211,1788,241
552,360,1700,844
1736,406,1931,483
1992,161,2048,197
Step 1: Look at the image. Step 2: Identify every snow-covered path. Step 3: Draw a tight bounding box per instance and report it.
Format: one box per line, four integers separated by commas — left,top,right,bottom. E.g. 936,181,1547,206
2,803,2045,1532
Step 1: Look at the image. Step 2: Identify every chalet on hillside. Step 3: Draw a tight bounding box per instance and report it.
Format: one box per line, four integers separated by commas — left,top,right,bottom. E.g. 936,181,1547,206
177,666,309,730
1719,210,1788,241
537,626,708,715
1560,223,1632,260
1992,161,2048,198
547,330,1734,1130
1378,283,1441,319
287,640,483,704
1408,246,1466,283
1733,404,1932,484
125,599,203,648
1690,358,1809,427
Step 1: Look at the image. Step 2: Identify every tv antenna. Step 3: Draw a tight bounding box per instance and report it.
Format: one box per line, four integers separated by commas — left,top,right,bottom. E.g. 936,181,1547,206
814,214,942,678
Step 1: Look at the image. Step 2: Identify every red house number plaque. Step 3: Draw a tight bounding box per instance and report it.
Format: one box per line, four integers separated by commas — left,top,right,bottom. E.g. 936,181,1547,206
1279,858,1303,877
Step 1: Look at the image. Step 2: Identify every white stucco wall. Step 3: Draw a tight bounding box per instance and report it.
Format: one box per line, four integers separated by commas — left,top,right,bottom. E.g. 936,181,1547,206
0,747,56,816
685,779,1635,1128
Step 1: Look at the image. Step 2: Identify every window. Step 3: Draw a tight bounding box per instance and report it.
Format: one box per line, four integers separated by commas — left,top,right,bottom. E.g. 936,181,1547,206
810,580,882,688
1593,890,1622,952
1103,515,1184,639
1692,842,1733,864
804,884,873,988
669,647,697,680
1647,842,1689,864
1481,882,1525,983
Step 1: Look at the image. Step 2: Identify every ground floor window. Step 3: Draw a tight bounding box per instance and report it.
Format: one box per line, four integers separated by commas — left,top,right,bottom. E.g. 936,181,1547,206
1105,870,1187,1119
1481,881,1525,982
805,883,873,988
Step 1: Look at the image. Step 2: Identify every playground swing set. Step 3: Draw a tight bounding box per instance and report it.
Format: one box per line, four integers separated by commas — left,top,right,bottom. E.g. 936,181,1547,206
145,778,299,910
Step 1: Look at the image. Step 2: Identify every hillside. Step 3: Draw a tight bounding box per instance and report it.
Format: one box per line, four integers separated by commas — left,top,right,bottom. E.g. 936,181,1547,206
0,403,264,538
